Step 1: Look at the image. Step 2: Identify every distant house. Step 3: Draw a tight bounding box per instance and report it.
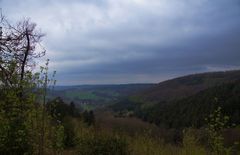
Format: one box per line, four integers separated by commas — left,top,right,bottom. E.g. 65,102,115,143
78,99,93,105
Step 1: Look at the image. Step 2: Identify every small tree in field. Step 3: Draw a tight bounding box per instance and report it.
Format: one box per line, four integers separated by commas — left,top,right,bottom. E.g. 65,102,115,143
205,106,232,154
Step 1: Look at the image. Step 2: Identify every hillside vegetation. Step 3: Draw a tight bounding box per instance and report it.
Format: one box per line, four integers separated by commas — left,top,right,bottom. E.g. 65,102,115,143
136,70,240,103
135,80,240,128
112,70,240,129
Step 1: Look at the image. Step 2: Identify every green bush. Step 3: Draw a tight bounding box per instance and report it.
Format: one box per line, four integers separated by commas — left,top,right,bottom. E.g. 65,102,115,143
77,132,129,155
181,128,207,155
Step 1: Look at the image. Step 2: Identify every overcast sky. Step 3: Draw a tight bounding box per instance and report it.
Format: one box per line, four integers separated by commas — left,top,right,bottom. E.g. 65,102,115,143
1,0,240,85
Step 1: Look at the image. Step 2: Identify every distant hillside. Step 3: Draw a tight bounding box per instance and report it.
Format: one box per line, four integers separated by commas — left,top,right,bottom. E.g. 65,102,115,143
111,70,240,128
54,84,155,95
49,84,155,110
135,70,240,103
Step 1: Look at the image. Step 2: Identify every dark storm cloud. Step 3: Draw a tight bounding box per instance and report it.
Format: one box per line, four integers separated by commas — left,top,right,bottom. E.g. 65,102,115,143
1,0,240,84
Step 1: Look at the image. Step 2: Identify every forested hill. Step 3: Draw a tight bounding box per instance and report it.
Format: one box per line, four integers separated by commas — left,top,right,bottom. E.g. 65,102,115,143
111,70,240,128
134,70,240,103
134,80,240,128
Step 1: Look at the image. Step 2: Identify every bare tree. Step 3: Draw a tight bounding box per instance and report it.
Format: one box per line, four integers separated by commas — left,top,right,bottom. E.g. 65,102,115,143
0,13,45,90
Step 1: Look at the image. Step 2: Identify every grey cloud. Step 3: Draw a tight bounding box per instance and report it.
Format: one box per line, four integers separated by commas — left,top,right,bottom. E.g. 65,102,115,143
1,0,240,85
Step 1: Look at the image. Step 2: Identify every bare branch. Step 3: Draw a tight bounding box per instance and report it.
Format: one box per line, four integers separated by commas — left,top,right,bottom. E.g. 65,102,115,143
0,14,45,89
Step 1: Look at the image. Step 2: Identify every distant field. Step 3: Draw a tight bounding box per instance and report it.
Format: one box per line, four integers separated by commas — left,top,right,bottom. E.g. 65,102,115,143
65,91,101,100
49,84,155,110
